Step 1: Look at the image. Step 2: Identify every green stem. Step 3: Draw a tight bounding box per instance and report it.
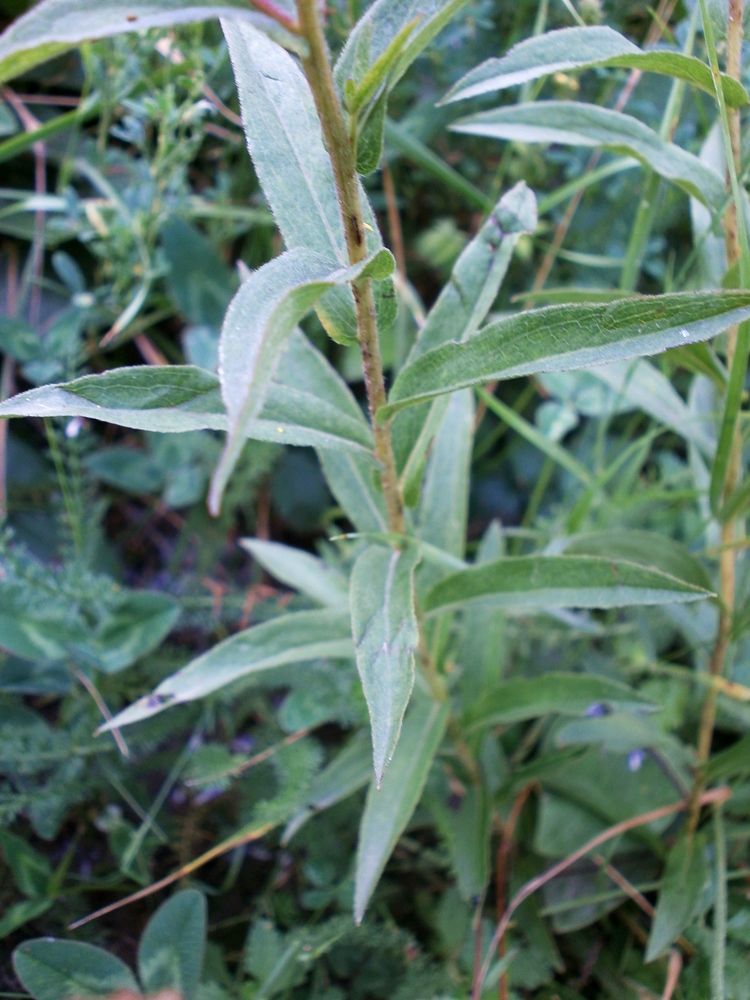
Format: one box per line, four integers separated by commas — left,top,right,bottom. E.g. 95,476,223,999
619,8,696,291
689,0,747,836
296,0,405,536
712,804,727,1000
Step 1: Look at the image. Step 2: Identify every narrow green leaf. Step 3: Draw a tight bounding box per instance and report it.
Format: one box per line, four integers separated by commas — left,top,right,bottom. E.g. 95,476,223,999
0,0,265,85
348,17,420,117
705,732,750,782
559,530,713,592
442,785,491,902
354,696,449,923
0,830,51,898
442,25,747,107
208,246,392,514
416,389,473,564
463,673,656,731
282,731,373,843
138,891,206,1000
350,543,421,782
356,86,389,175
393,181,536,494
240,538,350,609
100,610,354,730
0,331,374,456
335,0,470,103
451,102,725,210
381,291,750,420
318,449,388,532
13,941,138,1000
646,831,709,960
423,554,712,617
224,21,390,345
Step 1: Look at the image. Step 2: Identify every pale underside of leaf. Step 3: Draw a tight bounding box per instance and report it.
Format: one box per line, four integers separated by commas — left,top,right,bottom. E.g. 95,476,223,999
423,555,712,616
240,538,350,609
381,291,750,419
392,181,537,492
0,332,374,456
350,544,421,782
451,102,725,210
442,25,747,107
209,246,392,514
0,0,277,86
223,20,387,344
100,609,354,730
353,696,449,923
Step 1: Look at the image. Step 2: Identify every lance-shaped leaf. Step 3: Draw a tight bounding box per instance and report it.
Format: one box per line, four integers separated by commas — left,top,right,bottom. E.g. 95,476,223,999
223,21,393,344
350,543,421,782
99,609,353,730
451,102,725,210
464,673,656,731
646,831,709,960
559,530,713,593
423,555,712,617
380,291,750,420
442,25,747,107
318,449,388,532
334,0,470,104
138,891,206,1000
209,246,393,514
354,696,449,923
392,181,536,496
240,538,350,609
0,0,275,87
0,331,374,456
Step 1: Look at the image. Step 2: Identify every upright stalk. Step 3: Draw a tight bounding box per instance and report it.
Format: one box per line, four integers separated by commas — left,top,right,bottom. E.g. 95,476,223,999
295,0,405,535
689,0,747,832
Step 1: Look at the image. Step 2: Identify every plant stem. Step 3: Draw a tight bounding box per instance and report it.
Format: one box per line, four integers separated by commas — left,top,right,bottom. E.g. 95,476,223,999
712,804,728,1000
689,0,747,834
295,0,405,535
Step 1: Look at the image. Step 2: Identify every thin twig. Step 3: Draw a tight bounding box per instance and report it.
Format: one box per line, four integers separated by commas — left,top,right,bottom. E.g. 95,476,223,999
471,787,731,999
73,668,130,758
382,163,406,277
184,727,311,785
495,785,534,1000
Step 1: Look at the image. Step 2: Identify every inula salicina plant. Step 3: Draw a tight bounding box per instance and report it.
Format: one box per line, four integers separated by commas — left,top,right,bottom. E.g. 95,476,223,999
2,0,750,996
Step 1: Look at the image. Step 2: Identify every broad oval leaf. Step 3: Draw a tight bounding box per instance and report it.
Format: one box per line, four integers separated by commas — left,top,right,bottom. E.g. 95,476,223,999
423,554,712,617
208,246,392,514
354,696,449,923
0,0,265,86
138,890,206,1000
463,673,656,731
451,102,725,210
13,940,138,1000
392,181,537,496
240,538,350,609
223,20,393,344
380,291,750,420
350,543,421,782
100,609,354,730
0,331,374,456
442,25,747,107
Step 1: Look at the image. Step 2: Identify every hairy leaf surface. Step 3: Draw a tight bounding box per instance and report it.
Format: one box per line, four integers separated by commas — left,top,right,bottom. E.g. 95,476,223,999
350,544,421,781
382,291,750,419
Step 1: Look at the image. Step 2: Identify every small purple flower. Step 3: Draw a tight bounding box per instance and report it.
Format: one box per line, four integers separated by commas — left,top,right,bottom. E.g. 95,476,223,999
585,702,608,717
627,749,646,772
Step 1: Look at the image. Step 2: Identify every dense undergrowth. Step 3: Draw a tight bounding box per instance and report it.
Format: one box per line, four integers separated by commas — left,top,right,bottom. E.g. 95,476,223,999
1,0,750,997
